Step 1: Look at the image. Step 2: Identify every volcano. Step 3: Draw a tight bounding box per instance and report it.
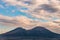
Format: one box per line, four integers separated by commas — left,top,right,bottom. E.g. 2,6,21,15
1,26,60,38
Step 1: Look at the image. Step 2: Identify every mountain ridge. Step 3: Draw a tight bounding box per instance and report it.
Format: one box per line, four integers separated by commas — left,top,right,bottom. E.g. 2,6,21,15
1,26,60,38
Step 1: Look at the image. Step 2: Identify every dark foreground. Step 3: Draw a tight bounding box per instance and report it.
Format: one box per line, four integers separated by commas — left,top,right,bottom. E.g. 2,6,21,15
0,37,60,40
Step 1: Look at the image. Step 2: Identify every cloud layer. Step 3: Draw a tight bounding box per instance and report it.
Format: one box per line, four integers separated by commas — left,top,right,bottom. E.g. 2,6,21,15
0,14,60,34
0,0,60,34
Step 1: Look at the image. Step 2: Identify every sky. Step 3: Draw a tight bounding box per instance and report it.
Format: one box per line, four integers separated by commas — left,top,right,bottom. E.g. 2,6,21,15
0,0,60,34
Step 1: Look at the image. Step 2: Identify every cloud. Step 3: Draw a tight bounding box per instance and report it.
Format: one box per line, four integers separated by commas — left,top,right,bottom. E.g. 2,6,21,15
53,19,60,26
0,15,19,26
0,14,59,28
0,15,60,27
2,0,60,18
0,5,4,8
1,0,60,34
0,15,38,29
0,14,60,34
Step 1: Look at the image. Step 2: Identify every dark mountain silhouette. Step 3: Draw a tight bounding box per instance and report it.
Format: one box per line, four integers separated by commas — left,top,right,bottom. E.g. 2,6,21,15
27,27,60,38
1,27,27,37
1,26,60,38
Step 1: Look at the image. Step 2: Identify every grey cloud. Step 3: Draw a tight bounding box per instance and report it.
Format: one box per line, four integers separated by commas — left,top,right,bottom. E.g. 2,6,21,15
16,0,35,5
0,19,19,24
40,4,58,13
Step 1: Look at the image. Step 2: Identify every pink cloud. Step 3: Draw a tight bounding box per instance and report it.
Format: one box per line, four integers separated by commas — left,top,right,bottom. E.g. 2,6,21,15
1,0,60,34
